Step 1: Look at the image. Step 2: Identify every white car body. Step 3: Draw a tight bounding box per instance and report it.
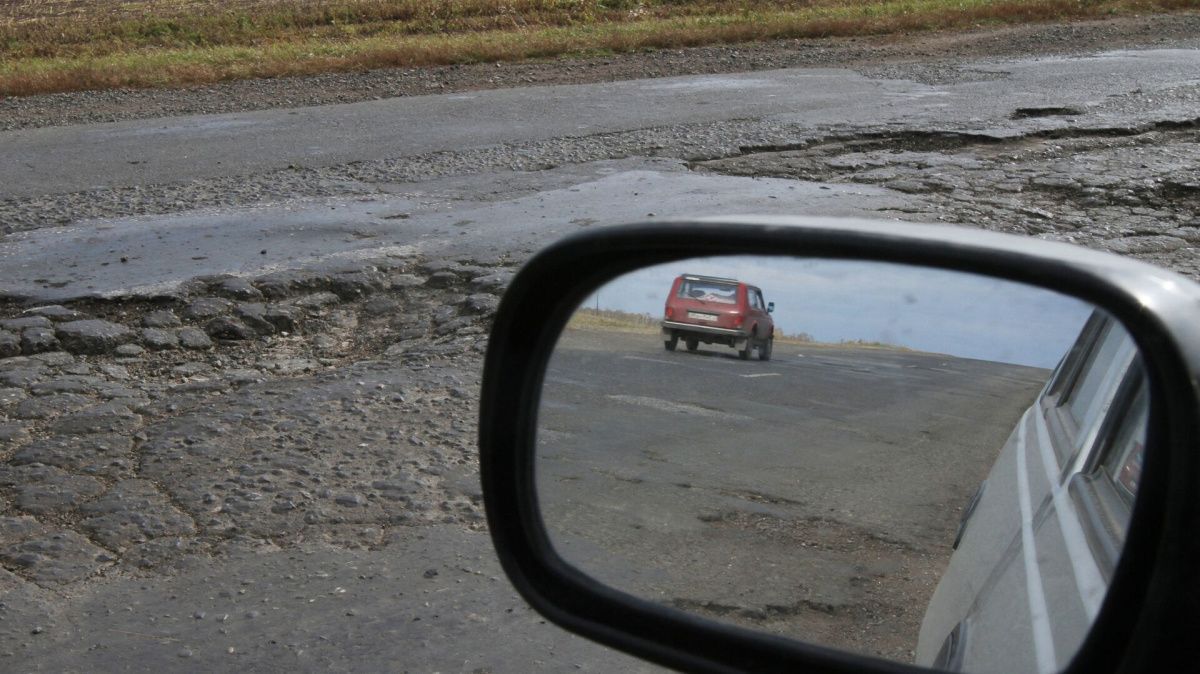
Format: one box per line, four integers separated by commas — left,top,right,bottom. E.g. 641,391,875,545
917,311,1147,673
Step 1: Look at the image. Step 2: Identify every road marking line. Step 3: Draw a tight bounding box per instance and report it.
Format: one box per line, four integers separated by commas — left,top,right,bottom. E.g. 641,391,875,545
606,394,749,421
1033,410,1106,620
1017,411,1058,674
741,373,780,378
622,356,675,365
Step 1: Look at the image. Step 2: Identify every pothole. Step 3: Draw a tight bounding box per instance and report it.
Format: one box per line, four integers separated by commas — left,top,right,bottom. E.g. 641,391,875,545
1010,106,1086,119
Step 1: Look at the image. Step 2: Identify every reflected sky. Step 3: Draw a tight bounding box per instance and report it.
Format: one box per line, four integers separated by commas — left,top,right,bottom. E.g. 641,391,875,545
583,256,1094,368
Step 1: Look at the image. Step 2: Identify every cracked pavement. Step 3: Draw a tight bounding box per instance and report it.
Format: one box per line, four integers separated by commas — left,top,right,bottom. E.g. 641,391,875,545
697,121,1200,276
0,30,1198,672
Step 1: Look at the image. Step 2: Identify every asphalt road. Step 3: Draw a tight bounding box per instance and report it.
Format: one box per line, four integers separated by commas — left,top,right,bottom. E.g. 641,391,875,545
2,48,1198,305
0,163,909,303
3,49,1199,198
537,329,1049,661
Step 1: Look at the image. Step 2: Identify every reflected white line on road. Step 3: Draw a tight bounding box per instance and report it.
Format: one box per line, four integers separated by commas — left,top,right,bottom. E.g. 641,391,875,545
741,373,781,378
621,356,676,365
606,394,750,421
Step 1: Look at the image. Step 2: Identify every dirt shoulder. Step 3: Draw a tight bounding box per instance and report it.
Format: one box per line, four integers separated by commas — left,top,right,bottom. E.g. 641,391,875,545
3,12,1198,133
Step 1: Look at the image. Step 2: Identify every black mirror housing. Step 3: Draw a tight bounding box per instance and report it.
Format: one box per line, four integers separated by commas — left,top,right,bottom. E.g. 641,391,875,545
478,217,1200,674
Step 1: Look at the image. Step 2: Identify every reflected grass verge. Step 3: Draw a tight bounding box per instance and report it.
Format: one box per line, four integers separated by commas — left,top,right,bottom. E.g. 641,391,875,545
2,0,1197,96
568,308,661,335
566,309,904,349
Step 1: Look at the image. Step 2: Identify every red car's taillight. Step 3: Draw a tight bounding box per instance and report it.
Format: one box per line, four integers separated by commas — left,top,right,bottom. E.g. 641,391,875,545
665,306,674,319
733,314,744,328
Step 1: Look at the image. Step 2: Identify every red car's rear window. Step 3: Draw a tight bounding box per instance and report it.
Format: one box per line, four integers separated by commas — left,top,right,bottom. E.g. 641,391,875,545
677,279,738,304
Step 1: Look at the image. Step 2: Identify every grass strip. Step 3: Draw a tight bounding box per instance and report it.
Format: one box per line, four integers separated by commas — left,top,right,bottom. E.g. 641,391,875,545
2,0,1196,96
566,309,903,348
569,308,662,335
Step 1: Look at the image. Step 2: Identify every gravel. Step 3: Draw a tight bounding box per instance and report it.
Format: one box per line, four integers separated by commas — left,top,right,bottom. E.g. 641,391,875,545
0,257,503,583
695,124,1200,277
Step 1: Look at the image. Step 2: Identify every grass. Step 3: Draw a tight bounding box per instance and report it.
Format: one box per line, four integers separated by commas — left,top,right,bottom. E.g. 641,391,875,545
1,0,1196,96
567,308,906,349
568,308,662,335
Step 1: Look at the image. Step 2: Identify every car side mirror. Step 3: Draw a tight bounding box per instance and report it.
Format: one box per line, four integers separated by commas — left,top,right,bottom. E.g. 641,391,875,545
479,217,1200,674
767,301,774,313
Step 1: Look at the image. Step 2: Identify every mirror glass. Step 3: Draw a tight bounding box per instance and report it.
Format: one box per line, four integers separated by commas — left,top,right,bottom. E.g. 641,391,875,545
536,256,1147,673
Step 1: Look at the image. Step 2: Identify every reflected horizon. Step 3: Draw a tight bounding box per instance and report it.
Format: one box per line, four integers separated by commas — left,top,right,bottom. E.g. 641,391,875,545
584,256,1092,368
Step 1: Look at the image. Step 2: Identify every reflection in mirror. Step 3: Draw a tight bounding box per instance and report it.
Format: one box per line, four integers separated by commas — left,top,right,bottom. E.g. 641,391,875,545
536,256,1147,673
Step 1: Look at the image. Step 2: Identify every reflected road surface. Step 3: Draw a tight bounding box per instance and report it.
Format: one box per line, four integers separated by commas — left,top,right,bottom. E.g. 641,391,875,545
537,328,1050,661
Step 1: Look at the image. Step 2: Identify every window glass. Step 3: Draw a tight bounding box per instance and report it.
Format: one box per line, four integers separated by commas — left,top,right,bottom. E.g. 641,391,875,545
1103,385,1148,505
1047,310,1106,398
679,279,738,304
1064,321,1134,438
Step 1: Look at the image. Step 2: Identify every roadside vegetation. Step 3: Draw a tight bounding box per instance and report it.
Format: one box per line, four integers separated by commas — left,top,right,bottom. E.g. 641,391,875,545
568,308,662,335
2,0,1194,96
567,308,901,349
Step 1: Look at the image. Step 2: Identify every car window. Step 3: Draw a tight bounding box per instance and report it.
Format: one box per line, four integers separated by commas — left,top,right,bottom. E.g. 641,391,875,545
679,279,738,303
1046,311,1108,398
1065,322,1131,431
1046,317,1137,468
1101,384,1148,506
